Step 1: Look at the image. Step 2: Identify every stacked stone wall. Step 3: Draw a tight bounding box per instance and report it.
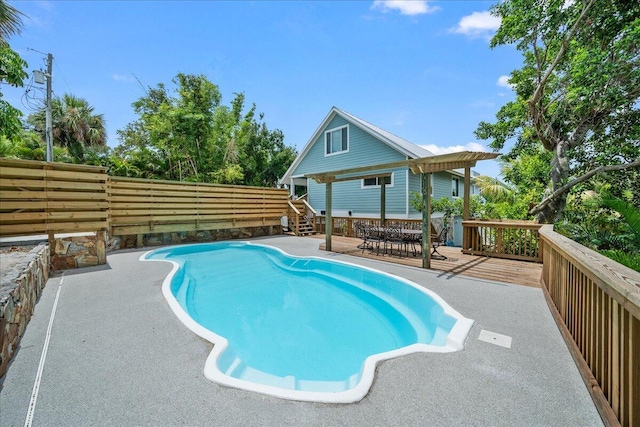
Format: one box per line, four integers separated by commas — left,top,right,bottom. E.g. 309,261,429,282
117,225,281,249
0,244,49,378
51,232,107,270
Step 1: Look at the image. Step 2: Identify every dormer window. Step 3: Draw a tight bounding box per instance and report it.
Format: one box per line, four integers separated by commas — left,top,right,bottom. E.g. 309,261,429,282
325,125,348,156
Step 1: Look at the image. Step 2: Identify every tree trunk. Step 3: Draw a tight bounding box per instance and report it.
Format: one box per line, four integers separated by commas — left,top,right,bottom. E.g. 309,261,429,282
536,140,570,223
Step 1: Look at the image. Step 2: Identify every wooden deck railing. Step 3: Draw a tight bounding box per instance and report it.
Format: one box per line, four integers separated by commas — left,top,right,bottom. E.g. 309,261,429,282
540,225,640,427
313,216,424,237
462,219,542,262
0,159,109,238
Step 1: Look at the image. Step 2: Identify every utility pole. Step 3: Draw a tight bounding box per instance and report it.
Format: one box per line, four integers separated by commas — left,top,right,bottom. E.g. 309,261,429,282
45,53,53,162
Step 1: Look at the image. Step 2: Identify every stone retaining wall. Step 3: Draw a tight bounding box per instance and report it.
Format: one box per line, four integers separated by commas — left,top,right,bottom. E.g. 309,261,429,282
0,244,49,378
117,225,281,249
51,232,107,270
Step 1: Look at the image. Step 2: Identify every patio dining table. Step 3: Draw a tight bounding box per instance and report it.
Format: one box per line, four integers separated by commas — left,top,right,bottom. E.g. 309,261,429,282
358,226,445,259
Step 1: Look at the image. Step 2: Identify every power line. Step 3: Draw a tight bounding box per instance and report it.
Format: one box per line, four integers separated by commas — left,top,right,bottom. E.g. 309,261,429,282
53,58,72,94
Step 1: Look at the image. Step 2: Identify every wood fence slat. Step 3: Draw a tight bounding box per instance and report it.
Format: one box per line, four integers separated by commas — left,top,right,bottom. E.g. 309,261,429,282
45,169,107,182
0,190,47,199
0,223,50,234
0,201,48,210
0,167,47,178
0,212,48,221
49,211,109,220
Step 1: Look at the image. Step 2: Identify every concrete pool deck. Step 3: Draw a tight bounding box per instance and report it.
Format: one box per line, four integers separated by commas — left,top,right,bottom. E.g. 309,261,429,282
0,235,602,426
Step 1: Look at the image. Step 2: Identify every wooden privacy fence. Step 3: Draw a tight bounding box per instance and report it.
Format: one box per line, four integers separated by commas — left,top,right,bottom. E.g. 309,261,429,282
109,176,289,238
462,219,542,262
0,160,289,243
0,159,108,239
539,225,640,427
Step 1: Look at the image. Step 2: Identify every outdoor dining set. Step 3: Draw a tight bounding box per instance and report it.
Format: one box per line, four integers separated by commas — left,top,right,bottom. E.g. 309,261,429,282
353,221,448,260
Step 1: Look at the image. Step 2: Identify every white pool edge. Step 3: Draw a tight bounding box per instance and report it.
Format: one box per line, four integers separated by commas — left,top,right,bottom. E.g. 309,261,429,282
140,241,474,404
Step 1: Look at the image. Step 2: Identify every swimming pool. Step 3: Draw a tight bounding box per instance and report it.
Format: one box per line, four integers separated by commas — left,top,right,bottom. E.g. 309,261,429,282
142,241,473,403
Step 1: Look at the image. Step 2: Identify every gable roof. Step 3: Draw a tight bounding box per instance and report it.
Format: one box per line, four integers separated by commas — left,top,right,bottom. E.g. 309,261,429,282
279,107,434,184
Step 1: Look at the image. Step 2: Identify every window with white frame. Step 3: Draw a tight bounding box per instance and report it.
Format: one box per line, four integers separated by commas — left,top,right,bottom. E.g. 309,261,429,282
362,173,393,189
452,177,460,197
325,125,348,155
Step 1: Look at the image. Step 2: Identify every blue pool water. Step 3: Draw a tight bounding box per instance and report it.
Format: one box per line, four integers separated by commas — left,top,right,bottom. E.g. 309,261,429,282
143,241,472,402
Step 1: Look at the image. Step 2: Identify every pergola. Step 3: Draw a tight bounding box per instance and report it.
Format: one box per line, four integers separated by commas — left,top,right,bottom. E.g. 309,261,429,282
305,151,500,269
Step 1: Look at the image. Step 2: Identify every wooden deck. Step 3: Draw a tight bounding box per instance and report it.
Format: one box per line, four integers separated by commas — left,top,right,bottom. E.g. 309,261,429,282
311,235,542,288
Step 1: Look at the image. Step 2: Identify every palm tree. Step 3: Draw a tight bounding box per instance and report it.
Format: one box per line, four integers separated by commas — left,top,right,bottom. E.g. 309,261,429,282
473,175,515,204
0,0,24,41
28,94,107,162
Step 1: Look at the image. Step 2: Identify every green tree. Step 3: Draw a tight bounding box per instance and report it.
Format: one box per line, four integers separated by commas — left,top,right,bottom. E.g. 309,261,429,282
0,0,23,39
116,73,296,185
0,0,29,142
476,0,640,223
27,94,107,162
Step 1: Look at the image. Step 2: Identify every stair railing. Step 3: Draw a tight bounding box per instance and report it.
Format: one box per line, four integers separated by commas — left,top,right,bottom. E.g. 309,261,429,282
287,200,301,235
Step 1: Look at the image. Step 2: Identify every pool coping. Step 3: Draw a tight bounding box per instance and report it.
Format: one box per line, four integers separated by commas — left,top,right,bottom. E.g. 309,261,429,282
140,240,475,404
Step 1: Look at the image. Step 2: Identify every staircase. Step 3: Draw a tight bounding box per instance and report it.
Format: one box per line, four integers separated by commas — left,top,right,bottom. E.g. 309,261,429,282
288,198,317,237
294,216,315,236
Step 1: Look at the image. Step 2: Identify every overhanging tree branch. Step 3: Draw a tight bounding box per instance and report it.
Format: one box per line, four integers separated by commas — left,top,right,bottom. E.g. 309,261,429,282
528,0,596,149
529,158,640,216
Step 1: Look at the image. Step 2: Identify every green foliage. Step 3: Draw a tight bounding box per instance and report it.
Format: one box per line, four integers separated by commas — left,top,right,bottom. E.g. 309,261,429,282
600,250,640,272
0,1,28,142
0,99,24,141
27,94,107,163
114,73,296,186
410,192,484,220
476,0,640,223
557,190,640,272
0,0,24,39
0,43,28,87
0,131,72,162
600,197,640,246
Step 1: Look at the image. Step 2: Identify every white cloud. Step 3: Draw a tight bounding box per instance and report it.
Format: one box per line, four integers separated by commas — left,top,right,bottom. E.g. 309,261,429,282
420,142,488,155
113,74,135,83
497,75,514,89
451,11,501,38
371,0,438,16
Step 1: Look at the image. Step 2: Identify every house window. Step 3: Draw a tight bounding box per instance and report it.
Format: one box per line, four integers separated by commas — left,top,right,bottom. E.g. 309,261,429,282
362,173,393,188
325,125,348,156
430,174,434,197
452,177,460,197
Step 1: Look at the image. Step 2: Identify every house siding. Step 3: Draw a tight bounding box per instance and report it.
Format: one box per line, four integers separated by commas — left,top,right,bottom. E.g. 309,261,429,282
291,114,409,217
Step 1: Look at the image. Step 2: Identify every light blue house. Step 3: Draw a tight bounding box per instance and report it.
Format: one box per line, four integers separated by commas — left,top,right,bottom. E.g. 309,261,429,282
280,107,480,224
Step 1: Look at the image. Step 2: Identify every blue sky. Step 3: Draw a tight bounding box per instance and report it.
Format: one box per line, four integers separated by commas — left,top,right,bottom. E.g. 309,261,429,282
5,0,521,178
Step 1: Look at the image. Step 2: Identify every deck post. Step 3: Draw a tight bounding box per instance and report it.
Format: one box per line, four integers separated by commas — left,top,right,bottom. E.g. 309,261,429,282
464,166,471,220
421,173,431,269
326,182,332,251
380,180,386,226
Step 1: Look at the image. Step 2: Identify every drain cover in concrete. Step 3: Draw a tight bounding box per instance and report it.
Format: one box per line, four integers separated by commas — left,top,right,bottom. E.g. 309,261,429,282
478,330,512,348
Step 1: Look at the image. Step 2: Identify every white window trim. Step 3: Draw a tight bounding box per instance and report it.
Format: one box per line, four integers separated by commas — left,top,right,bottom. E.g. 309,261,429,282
452,177,460,198
324,125,349,157
361,172,394,189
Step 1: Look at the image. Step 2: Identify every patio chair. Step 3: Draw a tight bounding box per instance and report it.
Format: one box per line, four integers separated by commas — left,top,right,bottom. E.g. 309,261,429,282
361,225,384,255
431,224,448,260
384,226,407,257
